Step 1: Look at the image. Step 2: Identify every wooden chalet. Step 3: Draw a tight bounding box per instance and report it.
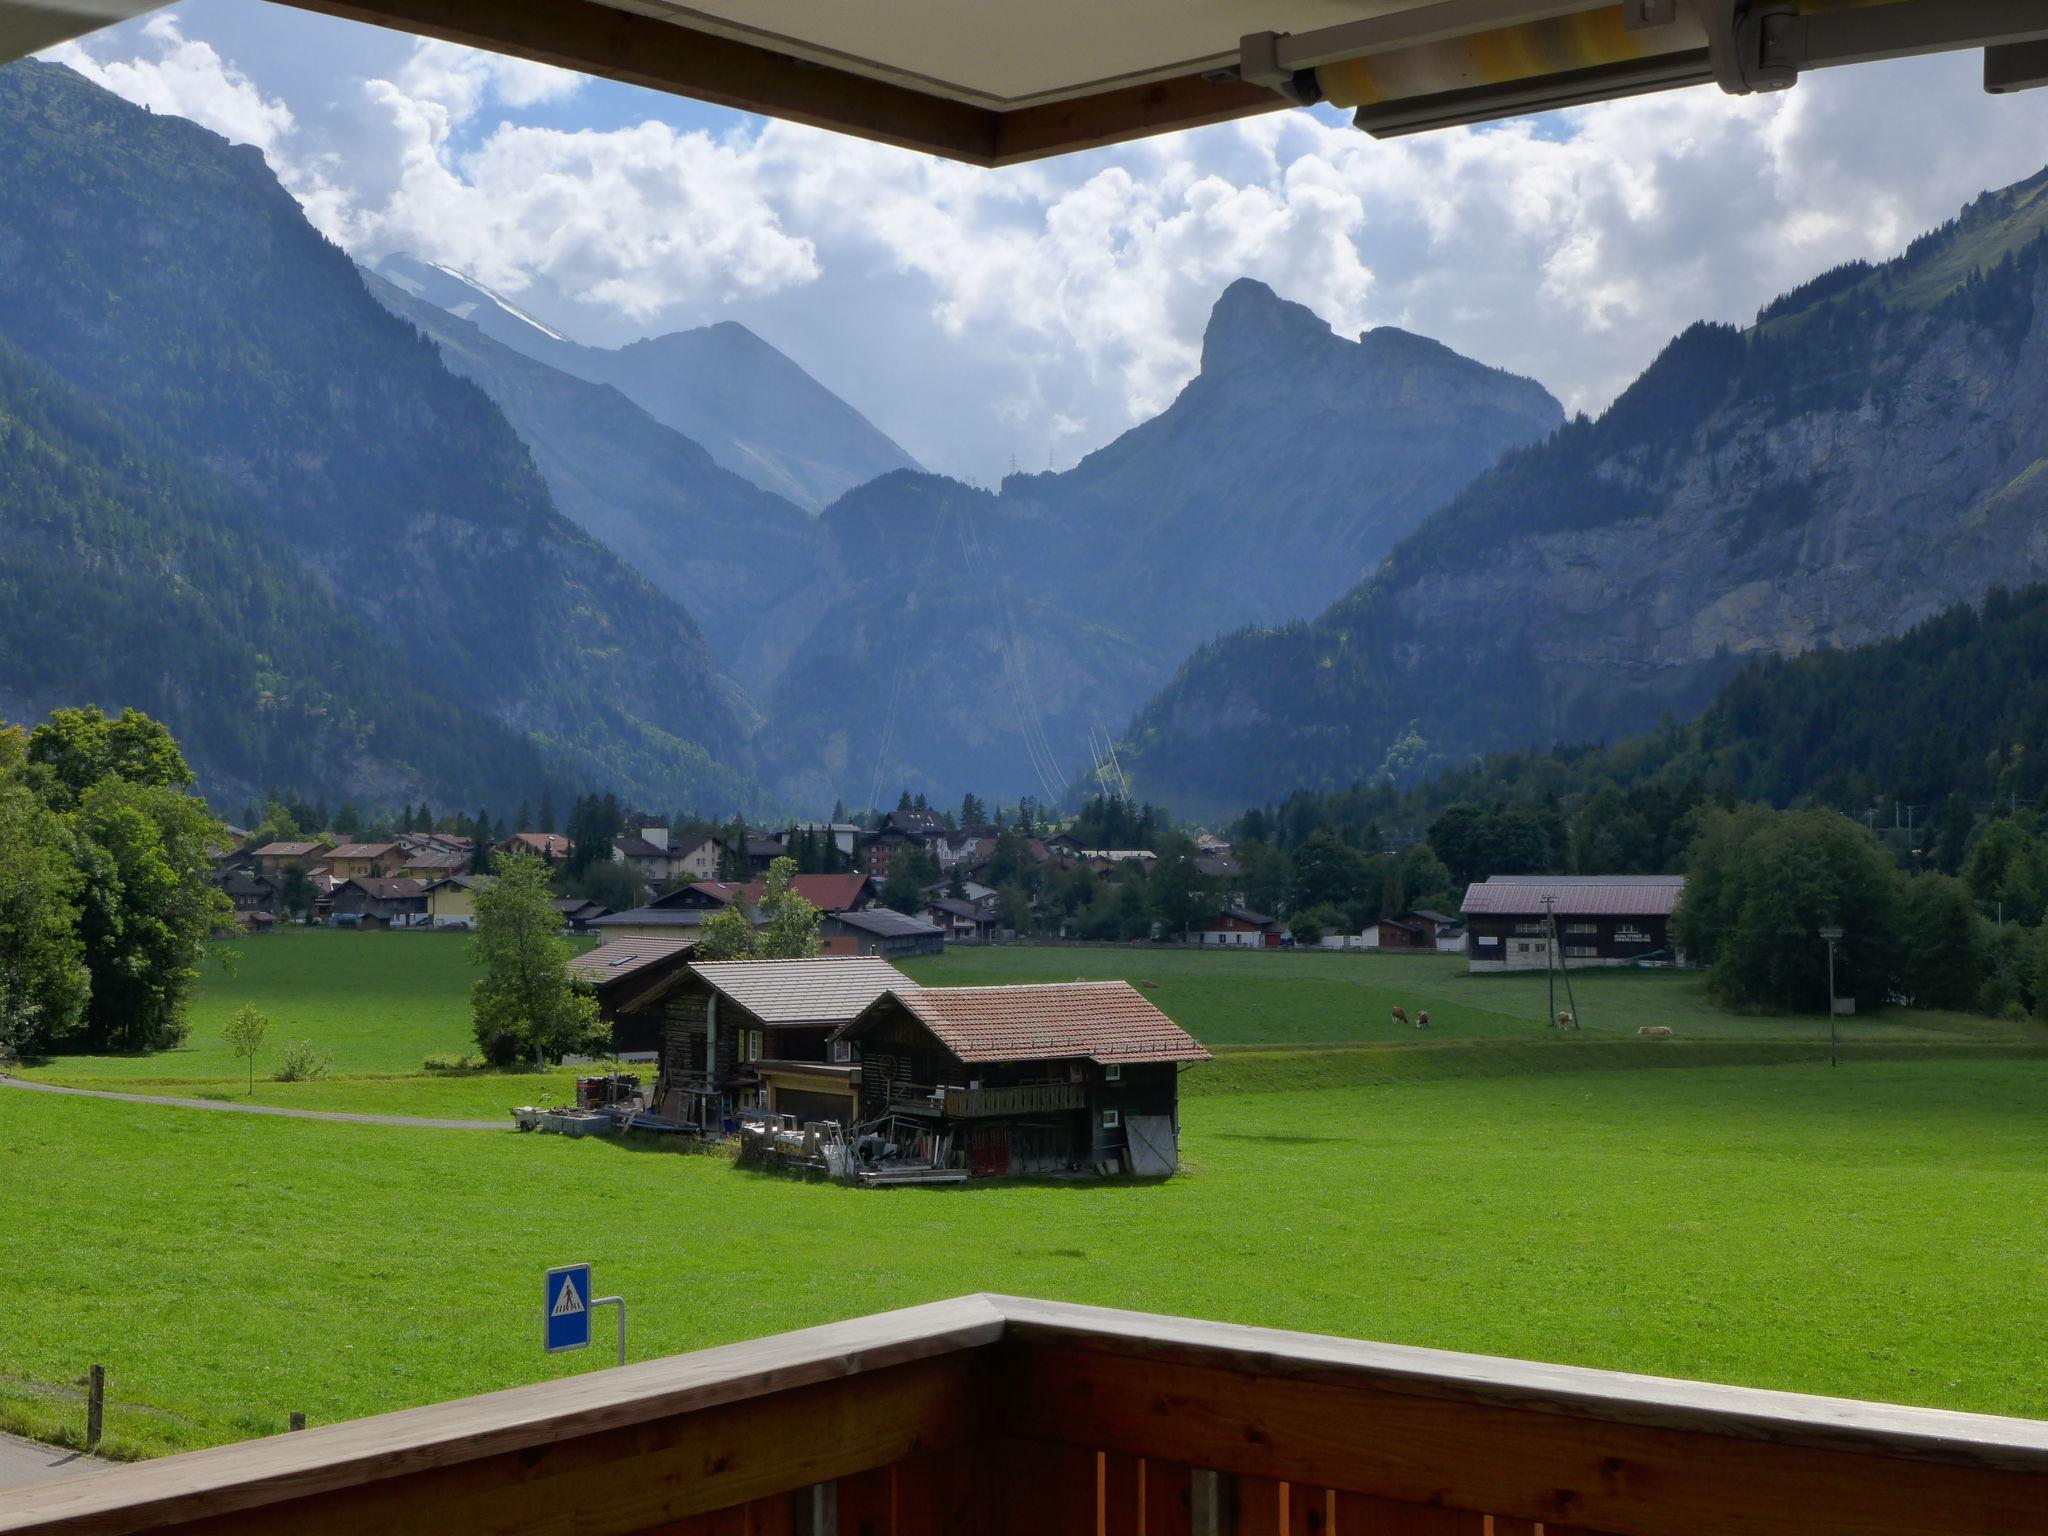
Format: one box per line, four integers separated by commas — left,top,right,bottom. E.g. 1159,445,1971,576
328,877,428,929
821,906,947,958
323,841,404,880
642,956,913,1131
1197,906,1283,948
833,981,1210,1178
1462,875,1685,972
567,937,701,1055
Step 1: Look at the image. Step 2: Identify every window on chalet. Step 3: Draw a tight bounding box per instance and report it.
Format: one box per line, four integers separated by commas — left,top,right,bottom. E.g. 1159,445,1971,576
1104,1063,1121,1082
1515,922,1546,935
1102,1109,1120,1129
1566,922,1598,935
1566,946,1598,959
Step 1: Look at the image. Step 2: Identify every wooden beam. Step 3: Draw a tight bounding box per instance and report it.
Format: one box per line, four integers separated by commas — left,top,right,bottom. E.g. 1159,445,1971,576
991,75,1286,167
0,1297,1006,1536
1000,1339,2048,1536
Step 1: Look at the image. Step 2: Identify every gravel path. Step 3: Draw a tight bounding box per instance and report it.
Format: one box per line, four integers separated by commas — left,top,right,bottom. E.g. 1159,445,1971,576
0,1075,502,1130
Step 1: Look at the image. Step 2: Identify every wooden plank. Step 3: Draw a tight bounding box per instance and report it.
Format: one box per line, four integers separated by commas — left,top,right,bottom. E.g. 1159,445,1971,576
0,1298,1005,1536
1330,1496,1480,1535
1286,1485,1334,1535
1000,1339,2048,1536
1236,1476,1285,1536
1142,1460,1194,1536
991,75,1282,166
644,1494,797,1535
893,1449,984,1536
1484,1520,1539,1536
834,1466,893,1536
992,1440,1097,1536
1102,1453,1144,1536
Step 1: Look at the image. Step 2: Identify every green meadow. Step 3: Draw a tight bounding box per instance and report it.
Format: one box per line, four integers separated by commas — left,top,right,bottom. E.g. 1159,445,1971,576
4,932,2047,1458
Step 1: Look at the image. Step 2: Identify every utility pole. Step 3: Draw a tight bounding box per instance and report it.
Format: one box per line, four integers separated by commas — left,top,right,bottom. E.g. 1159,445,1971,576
1820,926,1843,1068
1542,894,1556,1029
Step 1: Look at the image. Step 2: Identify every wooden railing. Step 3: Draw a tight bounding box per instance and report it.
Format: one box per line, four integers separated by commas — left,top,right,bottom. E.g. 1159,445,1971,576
6,1294,2048,1535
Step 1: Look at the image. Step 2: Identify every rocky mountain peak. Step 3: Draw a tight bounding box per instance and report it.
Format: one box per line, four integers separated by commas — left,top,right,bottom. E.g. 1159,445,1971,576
1199,278,1338,378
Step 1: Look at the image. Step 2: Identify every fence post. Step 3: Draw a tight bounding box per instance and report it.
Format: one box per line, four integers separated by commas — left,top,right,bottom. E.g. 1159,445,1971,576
85,1365,104,1452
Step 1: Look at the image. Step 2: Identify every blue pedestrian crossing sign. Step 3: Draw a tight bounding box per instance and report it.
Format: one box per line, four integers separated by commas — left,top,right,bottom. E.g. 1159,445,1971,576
544,1263,593,1353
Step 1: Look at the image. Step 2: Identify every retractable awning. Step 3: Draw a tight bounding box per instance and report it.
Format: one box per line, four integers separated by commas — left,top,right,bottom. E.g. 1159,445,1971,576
9,0,2048,163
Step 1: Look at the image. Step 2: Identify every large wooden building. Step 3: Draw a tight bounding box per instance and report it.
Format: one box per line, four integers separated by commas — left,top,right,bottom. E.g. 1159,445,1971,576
833,981,1210,1178
1461,876,1685,972
640,957,913,1131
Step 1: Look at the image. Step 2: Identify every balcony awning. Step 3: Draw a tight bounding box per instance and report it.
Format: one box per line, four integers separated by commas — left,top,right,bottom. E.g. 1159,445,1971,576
7,0,2048,164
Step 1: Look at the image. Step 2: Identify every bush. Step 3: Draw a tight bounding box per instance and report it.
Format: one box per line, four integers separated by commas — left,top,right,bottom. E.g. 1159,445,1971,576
273,1041,329,1082
1290,903,1352,947
423,1051,486,1072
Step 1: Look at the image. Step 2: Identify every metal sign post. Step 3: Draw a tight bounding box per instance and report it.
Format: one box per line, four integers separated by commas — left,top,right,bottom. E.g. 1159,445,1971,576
1819,927,1845,1067
545,1263,627,1367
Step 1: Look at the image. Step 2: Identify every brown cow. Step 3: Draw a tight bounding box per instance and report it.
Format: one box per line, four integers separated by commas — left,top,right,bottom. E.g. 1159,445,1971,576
1416,1010,1431,1029
1391,1006,1408,1028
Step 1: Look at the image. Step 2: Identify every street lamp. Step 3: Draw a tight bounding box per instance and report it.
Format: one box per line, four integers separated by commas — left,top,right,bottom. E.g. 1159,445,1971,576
1819,926,1845,1067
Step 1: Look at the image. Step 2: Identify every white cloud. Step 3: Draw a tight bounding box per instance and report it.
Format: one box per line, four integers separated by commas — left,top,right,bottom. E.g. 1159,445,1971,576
43,12,294,156
38,10,2048,479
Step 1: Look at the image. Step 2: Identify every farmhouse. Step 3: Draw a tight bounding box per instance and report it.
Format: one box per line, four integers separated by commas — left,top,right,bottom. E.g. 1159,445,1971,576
251,840,328,880
328,877,428,929
324,842,404,880
821,906,947,958
497,831,572,864
1197,906,1282,948
422,873,493,927
925,896,999,944
833,981,1210,1178
567,936,701,1053
1461,875,1685,972
642,957,913,1130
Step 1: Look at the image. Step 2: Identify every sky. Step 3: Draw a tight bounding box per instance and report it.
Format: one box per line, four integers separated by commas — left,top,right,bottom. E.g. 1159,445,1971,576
41,3,2048,486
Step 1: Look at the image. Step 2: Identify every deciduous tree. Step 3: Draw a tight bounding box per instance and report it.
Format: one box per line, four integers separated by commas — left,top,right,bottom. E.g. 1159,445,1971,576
469,852,601,1067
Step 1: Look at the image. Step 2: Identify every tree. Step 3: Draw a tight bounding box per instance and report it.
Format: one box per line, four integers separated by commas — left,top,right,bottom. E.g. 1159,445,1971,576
1293,831,1372,910
1896,874,1985,1010
881,842,939,913
756,857,822,958
693,902,759,962
279,862,316,922
468,852,601,1067
960,792,985,827
0,769,88,1061
223,1005,270,1095
538,789,557,834
25,706,193,810
71,778,233,1051
572,858,643,916
1674,806,1902,1011
1146,842,1216,940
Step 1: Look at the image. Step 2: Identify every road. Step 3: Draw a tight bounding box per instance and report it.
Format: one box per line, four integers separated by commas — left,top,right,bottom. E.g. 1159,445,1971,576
0,1433,105,1492
0,1075,501,1130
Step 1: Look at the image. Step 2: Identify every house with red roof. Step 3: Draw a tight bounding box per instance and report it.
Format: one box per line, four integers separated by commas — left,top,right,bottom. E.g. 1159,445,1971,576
832,981,1210,1178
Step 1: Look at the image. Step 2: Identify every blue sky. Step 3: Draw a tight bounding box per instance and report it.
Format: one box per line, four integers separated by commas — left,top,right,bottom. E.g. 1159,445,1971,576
44,3,2048,485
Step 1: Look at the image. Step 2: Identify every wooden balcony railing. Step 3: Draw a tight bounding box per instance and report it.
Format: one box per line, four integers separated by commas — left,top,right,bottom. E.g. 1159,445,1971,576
5,1294,2047,1535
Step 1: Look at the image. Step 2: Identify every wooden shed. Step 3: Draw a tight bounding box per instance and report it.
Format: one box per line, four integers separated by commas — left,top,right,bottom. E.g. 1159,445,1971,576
832,982,1210,1178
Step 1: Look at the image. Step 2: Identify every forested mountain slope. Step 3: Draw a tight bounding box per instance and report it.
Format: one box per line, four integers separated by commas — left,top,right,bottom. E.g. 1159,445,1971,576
756,280,1561,806
366,271,825,683
0,336,557,808
375,254,920,514
1122,166,2048,815
0,61,756,811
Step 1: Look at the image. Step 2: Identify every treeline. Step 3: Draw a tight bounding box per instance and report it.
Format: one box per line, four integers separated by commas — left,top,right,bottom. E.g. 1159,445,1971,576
0,707,231,1060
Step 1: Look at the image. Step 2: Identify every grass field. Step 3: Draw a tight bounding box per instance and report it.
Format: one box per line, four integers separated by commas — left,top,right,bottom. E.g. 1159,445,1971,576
5,934,2048,1458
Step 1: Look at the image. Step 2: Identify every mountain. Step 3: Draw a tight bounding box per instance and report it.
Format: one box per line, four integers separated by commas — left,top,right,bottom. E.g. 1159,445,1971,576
0,334,558,810
375,254,920,514
754,281,1561,807
365,271,825,683
1119,166,2048,817
0,60,756,812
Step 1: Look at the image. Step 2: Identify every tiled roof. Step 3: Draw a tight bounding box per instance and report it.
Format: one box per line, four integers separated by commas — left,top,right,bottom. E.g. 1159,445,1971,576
254,841,325,858
1460,876,1685,918
613,835,670,860
592,906,767,929
828,908,943,938
328,842,400,860
568,936,697,985
341,877,426,899
858,981,1210,1066
692,956,913,1025
502,832,572,858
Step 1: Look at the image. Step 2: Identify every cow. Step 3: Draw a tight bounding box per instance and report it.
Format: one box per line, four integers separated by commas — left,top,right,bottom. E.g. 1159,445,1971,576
1638,1025,1673,1039
1391,1005,1408,1028
1415,1010,1431,1029
1556,1010,1576,1030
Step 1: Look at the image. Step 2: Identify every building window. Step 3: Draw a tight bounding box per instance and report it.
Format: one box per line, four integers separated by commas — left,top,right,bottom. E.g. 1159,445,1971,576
1566,922,1598,935
743,1029,763,1062
1566,946,1598,959
1104,1063,1121,1082
831,1040,853,1064
1515,922,1546,935
1102,1109,1120,1130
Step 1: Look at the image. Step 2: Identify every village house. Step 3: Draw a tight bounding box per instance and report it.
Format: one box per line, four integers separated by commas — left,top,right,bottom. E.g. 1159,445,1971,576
663,872,878,915
1196,907,1284,948
497,831,572,864
324,842,405,881
422,873,493,928
328,876,428,929
551,897,613,932
251,840,329,881
1461,875,1685,972
821,906,947,959
567,936,701,1054
925,896,999,945
216,870,278,920
640,956,913,1131
397,847,468,882
832,981,1210,1178
667,831,723,883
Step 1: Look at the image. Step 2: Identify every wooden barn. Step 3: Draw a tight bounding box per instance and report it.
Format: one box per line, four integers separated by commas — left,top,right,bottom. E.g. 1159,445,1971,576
638,956,912,1131
832,982,1210,1178
1461,875,1685,971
